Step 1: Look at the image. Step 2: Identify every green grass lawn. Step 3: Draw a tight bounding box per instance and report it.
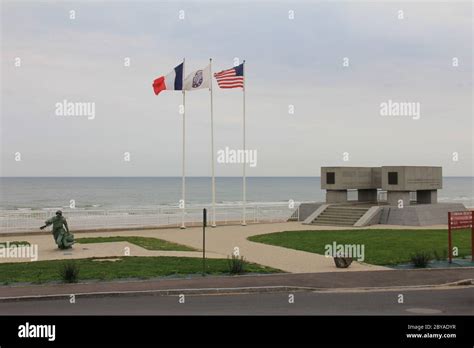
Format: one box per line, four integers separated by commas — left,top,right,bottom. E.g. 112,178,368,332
248,229,472,265
76,236,196,251
0,256,281,285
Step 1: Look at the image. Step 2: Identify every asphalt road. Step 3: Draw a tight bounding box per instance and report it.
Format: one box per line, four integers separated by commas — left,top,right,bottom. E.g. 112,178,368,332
1,287,473,315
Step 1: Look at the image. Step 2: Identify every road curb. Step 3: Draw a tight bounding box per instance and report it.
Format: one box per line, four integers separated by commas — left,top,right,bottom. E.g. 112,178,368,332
0,279,471,303
0,286,310,302
310,279,474,293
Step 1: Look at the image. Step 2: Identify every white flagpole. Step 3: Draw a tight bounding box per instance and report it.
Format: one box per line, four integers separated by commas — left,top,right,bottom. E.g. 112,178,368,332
242,60,247,226
210,58,217,227
181,58,186,229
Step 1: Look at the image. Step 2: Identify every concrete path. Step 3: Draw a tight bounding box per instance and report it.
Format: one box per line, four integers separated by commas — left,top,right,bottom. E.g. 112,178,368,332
142,222,391,273
0,239,222,263
0,222,445,272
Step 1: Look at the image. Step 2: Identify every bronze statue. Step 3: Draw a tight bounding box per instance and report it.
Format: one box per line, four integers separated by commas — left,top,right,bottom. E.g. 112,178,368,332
40,210,74,249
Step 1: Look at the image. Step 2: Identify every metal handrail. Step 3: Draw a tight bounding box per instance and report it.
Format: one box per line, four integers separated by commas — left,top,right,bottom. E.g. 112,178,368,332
0,203,300,233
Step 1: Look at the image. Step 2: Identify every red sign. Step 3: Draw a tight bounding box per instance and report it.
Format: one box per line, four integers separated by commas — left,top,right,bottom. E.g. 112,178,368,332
449,211,473,229
448,211,474,263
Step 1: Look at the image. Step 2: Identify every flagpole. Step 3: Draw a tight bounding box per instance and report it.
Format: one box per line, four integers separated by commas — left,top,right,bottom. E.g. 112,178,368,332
210,58,217,227
242,60,247,226
181,58,186,229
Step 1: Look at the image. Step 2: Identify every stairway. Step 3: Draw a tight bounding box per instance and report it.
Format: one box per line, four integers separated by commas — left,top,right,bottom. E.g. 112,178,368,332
311,205,370,226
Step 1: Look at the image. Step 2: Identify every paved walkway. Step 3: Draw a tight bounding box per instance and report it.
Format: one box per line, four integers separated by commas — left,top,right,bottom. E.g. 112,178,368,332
0,222,446,273
0,239,222,263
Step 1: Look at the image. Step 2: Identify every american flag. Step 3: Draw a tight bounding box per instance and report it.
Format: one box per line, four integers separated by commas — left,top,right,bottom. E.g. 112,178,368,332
213,63,244,89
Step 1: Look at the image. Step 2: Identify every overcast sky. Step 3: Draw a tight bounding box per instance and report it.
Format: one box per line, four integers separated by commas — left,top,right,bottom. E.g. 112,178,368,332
1,0,472,177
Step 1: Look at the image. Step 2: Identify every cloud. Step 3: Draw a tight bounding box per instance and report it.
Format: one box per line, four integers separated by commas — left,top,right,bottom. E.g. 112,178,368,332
1,0,472,177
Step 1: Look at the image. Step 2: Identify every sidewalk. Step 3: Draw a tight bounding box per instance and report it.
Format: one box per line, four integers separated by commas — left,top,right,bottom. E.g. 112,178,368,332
0,268,472,301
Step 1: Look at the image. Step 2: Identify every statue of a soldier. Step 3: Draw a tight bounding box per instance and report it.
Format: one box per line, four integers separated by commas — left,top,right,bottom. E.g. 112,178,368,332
40,210,75,249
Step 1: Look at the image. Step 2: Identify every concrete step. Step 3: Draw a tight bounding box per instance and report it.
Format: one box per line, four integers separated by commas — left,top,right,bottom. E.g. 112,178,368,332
311,205,370,226
318,214,366,219
317,215,361,221
315,215,362,220
322,212,366,216
324,208,368,212
314,219,357,225
319,212,366,218
318,212,364,218
311,221,356,226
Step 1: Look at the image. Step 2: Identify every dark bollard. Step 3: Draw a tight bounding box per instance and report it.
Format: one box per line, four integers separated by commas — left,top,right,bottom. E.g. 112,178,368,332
202,208,207,276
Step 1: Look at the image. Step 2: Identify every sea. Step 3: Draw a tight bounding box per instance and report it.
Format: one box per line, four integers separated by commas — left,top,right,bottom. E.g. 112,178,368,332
1,177,473,211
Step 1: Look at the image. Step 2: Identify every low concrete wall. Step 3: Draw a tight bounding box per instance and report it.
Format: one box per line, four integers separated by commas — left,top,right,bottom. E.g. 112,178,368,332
297,202,324,221
379,203,467,226
354,206,382,227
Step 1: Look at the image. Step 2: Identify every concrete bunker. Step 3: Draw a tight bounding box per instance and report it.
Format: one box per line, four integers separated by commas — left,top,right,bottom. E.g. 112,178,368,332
321,166,442,206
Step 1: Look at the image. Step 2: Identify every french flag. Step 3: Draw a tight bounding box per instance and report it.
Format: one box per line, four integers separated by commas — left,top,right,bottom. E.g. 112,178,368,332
152,63,183,95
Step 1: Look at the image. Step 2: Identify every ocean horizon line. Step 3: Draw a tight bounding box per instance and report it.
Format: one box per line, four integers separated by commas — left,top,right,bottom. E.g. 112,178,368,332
1,176,473,179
